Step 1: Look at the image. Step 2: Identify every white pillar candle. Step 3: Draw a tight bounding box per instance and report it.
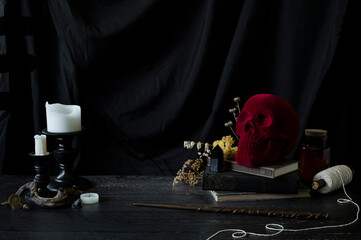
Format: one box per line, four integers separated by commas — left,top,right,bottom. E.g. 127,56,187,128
45,102,82,133
34,134,47,155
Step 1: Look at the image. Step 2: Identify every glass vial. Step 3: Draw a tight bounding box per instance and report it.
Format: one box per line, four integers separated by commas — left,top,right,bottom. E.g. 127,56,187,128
299,129,331,183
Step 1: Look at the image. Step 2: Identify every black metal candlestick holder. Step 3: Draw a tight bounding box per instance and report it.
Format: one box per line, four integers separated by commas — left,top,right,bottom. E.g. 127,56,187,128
42,128,91,192
29,152,54,197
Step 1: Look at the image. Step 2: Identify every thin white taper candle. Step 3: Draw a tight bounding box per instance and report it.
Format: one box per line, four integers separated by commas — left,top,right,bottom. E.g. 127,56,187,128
34,134,47,155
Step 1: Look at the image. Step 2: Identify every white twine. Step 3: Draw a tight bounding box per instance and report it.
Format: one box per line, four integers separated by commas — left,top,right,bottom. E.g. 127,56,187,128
313,165,353,194
207,165,359,239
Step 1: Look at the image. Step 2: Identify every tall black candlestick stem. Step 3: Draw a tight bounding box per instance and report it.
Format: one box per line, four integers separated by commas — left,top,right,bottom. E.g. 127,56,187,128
42,128,91,192
29,152,53,197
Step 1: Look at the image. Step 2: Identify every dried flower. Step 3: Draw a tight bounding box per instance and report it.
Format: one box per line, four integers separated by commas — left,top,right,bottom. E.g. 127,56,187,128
224,121,233,128
184,141,196,149
224,121,239,140
173,157,205,186
212,135,238,160
204,143,210,153
197,142,202,151
229,108,238,121
233,96,241,112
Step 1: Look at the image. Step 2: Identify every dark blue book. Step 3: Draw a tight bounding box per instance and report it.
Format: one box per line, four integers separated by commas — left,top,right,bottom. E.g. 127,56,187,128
202,167,299,194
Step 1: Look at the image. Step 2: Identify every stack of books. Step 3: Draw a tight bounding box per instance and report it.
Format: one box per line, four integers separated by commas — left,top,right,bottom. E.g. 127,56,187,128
203,159,310,202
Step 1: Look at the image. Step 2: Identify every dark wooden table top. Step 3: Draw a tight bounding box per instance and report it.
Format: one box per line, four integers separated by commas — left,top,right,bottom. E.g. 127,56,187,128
0,174,360,240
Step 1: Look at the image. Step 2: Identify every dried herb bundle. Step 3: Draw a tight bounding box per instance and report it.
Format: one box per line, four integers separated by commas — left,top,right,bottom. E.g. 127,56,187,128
173,158,205,186
174,96,241,186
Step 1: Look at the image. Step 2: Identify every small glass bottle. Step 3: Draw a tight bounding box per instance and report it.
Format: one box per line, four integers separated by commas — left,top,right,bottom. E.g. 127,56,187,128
299,129,331,183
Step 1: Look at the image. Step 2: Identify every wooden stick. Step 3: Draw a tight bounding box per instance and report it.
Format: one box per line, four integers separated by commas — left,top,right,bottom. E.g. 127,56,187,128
133,202,328,220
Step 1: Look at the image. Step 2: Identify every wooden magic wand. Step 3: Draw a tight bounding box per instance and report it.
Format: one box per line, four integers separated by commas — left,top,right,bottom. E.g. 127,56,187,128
133,202,328,220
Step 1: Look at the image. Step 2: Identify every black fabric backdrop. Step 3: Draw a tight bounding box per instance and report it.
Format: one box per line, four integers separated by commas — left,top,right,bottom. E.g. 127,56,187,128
1,0,359,176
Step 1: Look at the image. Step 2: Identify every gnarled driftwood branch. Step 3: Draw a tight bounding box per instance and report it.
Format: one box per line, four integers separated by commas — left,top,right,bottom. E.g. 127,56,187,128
2,181,82,209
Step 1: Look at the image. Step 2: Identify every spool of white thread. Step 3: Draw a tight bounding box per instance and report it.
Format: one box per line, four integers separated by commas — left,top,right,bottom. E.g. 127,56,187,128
312,165,353,194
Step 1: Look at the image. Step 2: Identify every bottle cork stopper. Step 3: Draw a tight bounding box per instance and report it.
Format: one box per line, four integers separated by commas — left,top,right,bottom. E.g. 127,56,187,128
305,129,327,137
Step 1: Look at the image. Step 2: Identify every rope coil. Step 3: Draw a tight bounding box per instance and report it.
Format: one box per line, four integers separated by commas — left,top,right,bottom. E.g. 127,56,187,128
313,165,353,193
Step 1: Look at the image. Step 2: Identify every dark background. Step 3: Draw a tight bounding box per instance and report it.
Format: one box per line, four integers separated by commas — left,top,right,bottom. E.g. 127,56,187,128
0,0,360,176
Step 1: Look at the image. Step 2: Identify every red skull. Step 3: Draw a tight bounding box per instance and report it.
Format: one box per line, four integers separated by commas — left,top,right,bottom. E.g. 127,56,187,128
235,94,300,167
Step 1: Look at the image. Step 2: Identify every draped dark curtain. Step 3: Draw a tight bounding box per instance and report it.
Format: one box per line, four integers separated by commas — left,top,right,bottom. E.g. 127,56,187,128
1,0,358,176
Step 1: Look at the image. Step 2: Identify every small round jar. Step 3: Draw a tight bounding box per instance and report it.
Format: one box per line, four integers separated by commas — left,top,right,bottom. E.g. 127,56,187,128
299,129,331,183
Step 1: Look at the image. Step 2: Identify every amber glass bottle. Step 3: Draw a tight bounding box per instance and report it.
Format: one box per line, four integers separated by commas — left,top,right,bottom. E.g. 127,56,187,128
299,129,331,183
